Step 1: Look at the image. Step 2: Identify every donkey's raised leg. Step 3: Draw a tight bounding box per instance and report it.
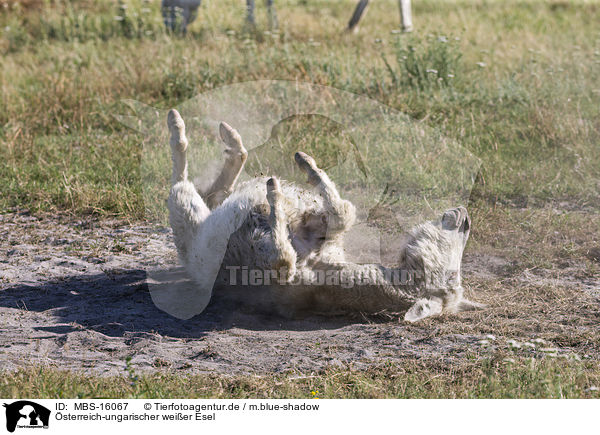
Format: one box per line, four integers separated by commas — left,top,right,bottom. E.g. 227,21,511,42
294,151,356,239
201,122,248,209
265,177,297,281
167,109,210,263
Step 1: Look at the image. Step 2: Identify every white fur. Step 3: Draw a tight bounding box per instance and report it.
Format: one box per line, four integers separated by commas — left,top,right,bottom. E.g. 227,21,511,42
166,109,482,321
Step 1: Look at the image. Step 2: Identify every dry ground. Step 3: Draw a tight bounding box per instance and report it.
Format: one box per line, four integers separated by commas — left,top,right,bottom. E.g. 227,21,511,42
1,208,598,376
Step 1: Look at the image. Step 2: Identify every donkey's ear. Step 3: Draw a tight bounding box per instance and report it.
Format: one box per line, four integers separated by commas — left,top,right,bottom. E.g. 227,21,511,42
404,298,443,322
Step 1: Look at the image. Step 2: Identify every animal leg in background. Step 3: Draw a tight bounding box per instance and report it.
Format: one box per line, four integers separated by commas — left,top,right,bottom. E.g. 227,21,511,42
347,0,413,33
161,0,201,34
246,0,278,29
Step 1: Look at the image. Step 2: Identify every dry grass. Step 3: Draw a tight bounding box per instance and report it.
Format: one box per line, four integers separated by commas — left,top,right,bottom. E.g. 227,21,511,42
440,205,600,359
1,0,599,217
1,0,44,10
2,358,600,399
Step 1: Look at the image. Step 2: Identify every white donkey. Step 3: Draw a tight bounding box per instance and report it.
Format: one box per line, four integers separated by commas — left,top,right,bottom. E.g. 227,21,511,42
166,109,482,321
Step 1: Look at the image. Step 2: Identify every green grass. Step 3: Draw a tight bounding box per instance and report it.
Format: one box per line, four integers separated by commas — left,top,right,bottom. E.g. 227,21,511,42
1,0,599,218
2,358,599,399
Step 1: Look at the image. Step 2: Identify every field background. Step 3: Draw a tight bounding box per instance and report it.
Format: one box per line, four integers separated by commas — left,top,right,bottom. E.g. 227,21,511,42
0,0,599,398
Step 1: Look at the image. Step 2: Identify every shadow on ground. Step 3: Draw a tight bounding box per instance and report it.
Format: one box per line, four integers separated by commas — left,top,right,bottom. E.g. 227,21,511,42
0,269,363,339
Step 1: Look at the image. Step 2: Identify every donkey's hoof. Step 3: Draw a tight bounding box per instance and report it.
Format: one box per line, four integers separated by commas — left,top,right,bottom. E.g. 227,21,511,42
441,206,469,232
294,152,321,186
267,177,280,192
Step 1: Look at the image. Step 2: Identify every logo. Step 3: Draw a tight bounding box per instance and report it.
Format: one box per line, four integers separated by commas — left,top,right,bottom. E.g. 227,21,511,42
3,401,50,433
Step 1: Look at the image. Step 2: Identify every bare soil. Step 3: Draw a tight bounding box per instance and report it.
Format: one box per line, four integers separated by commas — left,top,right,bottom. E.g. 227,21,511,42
1,211,598,376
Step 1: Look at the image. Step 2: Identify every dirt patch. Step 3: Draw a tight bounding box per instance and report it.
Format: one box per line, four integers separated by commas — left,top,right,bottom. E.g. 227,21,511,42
0,212,598,376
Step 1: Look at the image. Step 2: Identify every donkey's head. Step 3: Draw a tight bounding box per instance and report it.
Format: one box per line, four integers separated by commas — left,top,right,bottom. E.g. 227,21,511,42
400,206,477,321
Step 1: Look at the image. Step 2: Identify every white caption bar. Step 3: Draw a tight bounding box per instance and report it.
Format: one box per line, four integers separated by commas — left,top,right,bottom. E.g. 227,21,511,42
0,399,596,434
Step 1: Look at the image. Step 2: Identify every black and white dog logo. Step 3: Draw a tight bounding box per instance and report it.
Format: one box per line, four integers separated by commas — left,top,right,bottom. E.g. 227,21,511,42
3,401,50,432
